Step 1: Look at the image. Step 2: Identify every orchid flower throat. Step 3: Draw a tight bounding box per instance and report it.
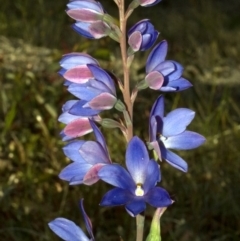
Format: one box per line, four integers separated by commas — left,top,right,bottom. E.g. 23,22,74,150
157,132,168,141
135,183,144,196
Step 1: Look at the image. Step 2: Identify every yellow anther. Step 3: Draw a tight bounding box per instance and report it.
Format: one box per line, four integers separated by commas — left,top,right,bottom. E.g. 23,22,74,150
135,184,144,196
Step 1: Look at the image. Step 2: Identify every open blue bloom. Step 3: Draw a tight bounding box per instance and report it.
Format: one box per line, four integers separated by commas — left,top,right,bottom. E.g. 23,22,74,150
59,120,111,185
98,136,172,216
128,19,159,52
144,40,192,91
49,199,94,241
149,95,206,172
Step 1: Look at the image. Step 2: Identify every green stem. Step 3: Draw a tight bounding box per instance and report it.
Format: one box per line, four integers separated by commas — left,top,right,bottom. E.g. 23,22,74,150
136,214,145,241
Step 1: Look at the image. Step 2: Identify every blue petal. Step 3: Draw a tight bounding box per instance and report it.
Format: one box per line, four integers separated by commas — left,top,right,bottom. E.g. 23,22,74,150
146,40,168,73
161,146,188,172
167,61,183,81
69,100,101,116
149,116,157,142
161,78,192,92
48,218,89,241
87,64,116,95
60,53,98,70
90,120,109,155
79,141,110,165
62,100,78,112
125,200,146,217
154,61,175,76
63,140,86,162
72,22,94,39
143,160,160,193
128,19,149,35
163,131,206,150
67,0,103,13
79,199,94,240
141,34,152,50
88,79,112,93
58,112,80,124
98,164,135,191
162,108,195,137
68,83,102,100
59,162,91,185
126,136,149,184
145,187,172,207
59,68,66,77
100,188,133,206
150,95,164,118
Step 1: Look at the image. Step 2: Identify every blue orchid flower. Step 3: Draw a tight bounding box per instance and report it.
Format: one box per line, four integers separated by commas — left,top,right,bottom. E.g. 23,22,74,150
149,95,206,172
67,0,105,23
144,40,192,91
66,0,119,40
66,64,117,116
59,120,111,185
48,199,94,241
98,136,172,217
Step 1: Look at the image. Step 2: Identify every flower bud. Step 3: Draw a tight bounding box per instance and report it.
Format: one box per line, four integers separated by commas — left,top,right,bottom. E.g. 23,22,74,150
67,0,105,23
67,0,120,41
128,19,159,53
145,207,167,241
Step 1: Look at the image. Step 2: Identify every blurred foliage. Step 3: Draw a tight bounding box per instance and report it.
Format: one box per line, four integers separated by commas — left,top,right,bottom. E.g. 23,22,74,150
0,0,240,240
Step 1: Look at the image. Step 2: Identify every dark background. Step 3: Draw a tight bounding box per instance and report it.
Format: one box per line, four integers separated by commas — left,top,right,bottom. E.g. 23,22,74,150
0,0,240,240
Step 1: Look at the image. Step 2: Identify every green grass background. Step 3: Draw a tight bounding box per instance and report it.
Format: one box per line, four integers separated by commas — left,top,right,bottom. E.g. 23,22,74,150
0,0,240,240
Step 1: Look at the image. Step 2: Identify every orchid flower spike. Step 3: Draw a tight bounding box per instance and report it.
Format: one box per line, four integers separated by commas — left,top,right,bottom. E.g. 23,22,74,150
99,136,172,216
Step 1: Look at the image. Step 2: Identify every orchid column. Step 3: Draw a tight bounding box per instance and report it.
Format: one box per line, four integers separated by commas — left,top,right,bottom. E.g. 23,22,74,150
48,1,205,241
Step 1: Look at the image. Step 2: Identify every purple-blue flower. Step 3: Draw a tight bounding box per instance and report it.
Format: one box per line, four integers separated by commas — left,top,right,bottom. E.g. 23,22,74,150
48,199,94,241
59,120,111,185
66,0,119,40
59,52,99,83
144,40,192,91
149,95,206,172
58,100,102,141
66,64,117,116
58,53,117,140
128,19,159,52
67,0,105,23
59,54,117,114
98,136,172,216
